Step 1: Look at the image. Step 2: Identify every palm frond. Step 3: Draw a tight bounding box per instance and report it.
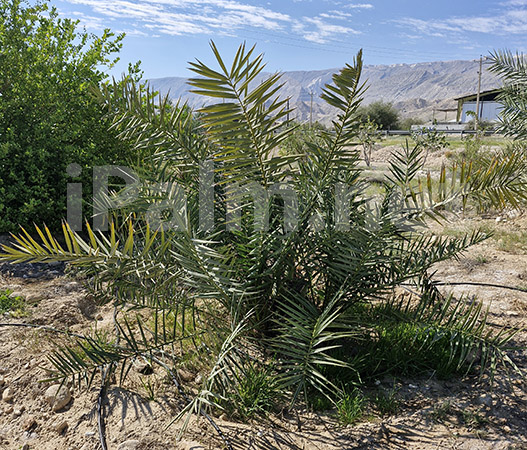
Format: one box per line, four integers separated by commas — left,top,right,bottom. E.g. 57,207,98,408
272,289,355,405
188,41,295,186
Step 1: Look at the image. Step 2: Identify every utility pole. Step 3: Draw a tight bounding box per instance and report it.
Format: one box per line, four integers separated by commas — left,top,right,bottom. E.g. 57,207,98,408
475,55,483,132
309,91,313,127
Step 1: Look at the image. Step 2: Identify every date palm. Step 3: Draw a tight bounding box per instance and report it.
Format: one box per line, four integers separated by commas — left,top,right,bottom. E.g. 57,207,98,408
1,43,524,431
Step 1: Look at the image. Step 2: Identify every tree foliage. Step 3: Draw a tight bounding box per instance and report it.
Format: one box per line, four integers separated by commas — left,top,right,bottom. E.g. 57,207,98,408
0,0,135,232
358,100,400,130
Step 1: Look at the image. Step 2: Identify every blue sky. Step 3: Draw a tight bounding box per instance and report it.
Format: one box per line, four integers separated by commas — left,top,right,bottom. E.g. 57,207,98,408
53,0,527,78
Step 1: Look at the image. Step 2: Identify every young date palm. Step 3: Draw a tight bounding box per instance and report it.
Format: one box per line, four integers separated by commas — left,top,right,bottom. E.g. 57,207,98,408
1,43,524,435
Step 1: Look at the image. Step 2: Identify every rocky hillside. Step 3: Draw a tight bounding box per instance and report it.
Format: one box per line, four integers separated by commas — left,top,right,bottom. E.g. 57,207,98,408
150,59,502,125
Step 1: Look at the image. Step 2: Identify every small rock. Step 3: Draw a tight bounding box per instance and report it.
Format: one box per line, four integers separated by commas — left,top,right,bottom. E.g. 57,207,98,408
21,431,38,440
44,384,72,411
477,394,492,407
2,387,14,403
0,376,4,386
117,440,141,450
503,425,511,433
495,216,504,223
194,374,203,384
14,408,23,416
95,313,104,321
22,416,37,431
21,444,29,450
4,406,13,415
135,362,153,375
177,369,194,382
52,419,68,434
85,431,96,437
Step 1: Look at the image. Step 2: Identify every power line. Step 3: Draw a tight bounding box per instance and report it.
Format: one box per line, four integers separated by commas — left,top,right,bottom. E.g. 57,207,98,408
236,26,463,60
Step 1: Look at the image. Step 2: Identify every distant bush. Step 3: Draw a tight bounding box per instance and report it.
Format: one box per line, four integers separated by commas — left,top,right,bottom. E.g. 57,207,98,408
358,101,400,130
0,0,136,232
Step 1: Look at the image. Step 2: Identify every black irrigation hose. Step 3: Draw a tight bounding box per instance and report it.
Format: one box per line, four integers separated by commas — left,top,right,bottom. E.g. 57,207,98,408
401,281,527,294
95,302,121,450
431,281,527,293
150,355,234,450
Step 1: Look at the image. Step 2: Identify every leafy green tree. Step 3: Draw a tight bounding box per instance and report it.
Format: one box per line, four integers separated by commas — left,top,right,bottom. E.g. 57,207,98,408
0,0,133,232
358,100,400,130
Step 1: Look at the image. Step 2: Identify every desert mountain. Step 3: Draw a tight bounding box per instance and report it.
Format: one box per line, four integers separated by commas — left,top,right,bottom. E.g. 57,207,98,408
149,59,502,126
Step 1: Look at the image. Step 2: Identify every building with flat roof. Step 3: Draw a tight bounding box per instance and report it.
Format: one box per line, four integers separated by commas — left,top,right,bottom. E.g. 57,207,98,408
455,89,502,123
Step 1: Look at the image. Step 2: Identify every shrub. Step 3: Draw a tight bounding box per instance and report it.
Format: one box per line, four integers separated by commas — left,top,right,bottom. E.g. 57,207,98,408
1,43,524,438
226,363,280,419
280,121,326,156
358,118,381,166
411,127,449,164
0,0,135,232
358,100,400,130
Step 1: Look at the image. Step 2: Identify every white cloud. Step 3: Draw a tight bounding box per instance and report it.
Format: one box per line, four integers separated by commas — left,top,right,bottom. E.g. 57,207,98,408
294,16,360,44
345,3,373,9
319,10,353,21
66,10,109,30
65,0,290,35
399,4,527,37
63,0,357,43
501,0,527,5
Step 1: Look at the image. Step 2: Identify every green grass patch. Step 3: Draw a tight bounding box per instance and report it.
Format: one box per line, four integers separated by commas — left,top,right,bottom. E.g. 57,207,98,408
225,362,281,420
336,388,365,425
0,289,27,317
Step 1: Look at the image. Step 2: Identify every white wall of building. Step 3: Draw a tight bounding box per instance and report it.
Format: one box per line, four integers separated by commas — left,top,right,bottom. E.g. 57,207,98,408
461,101,502,122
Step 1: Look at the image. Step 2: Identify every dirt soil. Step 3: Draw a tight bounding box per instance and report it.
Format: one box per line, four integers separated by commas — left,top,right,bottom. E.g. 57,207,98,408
0,145,526,450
